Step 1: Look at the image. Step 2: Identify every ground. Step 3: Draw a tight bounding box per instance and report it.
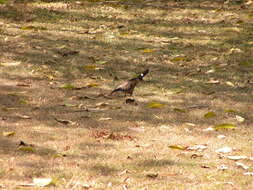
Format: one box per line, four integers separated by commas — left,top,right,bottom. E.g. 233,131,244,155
0,0,253,189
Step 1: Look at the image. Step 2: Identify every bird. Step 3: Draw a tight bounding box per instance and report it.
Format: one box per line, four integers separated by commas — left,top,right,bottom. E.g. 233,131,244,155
110,69,149,96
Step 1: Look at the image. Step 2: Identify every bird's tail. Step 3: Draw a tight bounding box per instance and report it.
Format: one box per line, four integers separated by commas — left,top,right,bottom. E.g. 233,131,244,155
137,69,149,80
110,88,122,95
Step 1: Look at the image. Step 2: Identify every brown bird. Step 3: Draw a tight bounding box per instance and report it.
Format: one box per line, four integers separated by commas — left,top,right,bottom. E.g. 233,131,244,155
110,69,149,96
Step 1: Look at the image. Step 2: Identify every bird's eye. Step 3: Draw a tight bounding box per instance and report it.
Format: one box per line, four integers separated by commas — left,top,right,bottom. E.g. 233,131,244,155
141,74,144,77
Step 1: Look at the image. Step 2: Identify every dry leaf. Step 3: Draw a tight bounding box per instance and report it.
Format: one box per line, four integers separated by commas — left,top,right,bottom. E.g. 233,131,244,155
214,123,236,130
18,146,35,152
122,184,128,190
21,25,46,31
3,131,15,137
186,144,207,152
33,178,52,187
191,153,204,159
171,56,185,62
118,169,129,176
226,81,235,87
60,84,76,90
227,155,248,160
95,102,109,107
168,145,186,150
215,147,233,153
185,123,196,126
17,114,31,119
173,108,186,113
236,162,249,170
147,102,165,109
204,111,216,118
0,61,21,66
146,173,158,178
54,118,76,125
203,127,214,131
205,69,215,74
244,172,253,176
142,49,154,53
207,79,220,84
201,165,211,169
98,117,112,121
217,135,226,139
235,115,245,122
84,65,98,70
229,48,242,54
86,83,98,87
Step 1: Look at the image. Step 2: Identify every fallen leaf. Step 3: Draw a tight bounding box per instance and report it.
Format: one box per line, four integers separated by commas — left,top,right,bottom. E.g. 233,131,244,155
215,147,233,154
16,83,31,87
0,61,21,66
142,49,155,53
185,123,196,126
207,79,220,84
228,48,242,54
226,81,235,87
147,102,165,109
33,178,53,187
18,146,35,152
201,165,211,169
244,172,253,176
191,153,204,159
235,115,245,122
98,117,112,121
227,155,248,160
146,173,158,178
118,169,129,176
77,95,96,100
17,114,31,119
95,102,109,107
19,99,28,104
122,184,128,190
54,118,76,125
86,83,98,87
236,162,249,170
203,127,214,131
214,123,236,130
21,25,47,31
204,111,216,118
173,108,186,113
62,103,76,107
3,131,15,137
60,84,76,90
217,135,226,139
84,65,98,70
168,145,186,150
171,56,185,62
186,144,207,152
91,130,135,141
205,69,215,74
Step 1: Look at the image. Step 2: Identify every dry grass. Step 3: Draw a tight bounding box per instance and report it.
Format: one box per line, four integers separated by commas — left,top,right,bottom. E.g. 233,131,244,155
0,0,253,189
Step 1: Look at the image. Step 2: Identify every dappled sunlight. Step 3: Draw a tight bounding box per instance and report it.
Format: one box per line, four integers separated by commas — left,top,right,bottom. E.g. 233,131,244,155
0,0,252,189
